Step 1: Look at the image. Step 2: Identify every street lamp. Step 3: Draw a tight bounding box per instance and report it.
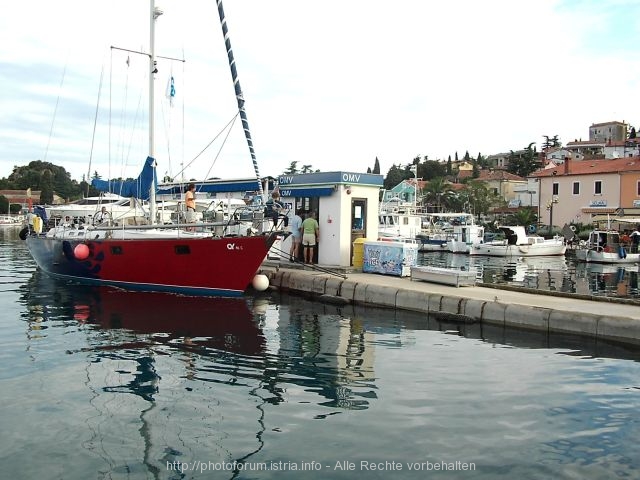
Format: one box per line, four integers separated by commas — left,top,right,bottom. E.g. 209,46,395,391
547,172,558,235
409,164,418,208
546,196,558,235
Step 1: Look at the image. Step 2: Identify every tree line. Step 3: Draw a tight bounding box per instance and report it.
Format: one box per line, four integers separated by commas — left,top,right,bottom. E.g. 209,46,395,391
0,161,100,205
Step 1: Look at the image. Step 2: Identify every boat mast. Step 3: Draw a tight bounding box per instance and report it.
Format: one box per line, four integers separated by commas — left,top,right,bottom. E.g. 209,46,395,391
148,0,162,224
216,0,264,198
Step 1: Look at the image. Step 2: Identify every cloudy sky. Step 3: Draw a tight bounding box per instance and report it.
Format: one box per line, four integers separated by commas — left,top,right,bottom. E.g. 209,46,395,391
1,0,639,183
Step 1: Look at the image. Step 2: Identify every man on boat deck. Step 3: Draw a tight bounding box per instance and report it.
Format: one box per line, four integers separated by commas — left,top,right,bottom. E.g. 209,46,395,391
185,183,196,231
630,229,640,253
94,206,111,225
265,191,288,228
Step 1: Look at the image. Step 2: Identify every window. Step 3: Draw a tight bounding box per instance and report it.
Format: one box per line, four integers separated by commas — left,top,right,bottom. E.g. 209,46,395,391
175,245,191,255
595,181,602,195
637,181,640,196
552,183,559,195
572,182,580,195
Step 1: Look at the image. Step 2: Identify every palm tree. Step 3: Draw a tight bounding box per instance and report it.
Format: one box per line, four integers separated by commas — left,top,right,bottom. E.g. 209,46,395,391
509,207,537,228
422,177,453,212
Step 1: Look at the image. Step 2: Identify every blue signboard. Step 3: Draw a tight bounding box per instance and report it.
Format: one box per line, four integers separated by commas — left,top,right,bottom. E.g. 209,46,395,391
279,187,335,198
278,171,383,187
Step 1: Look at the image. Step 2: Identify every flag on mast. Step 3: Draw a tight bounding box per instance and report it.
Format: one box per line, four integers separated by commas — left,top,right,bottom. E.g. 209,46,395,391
166,75,176,107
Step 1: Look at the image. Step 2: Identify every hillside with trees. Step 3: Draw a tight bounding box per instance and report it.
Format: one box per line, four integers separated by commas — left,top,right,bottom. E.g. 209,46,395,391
0,161,98,203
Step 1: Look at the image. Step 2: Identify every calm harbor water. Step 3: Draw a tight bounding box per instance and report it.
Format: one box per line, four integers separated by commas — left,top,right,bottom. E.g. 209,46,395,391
2,227,640,479
419,250,640,300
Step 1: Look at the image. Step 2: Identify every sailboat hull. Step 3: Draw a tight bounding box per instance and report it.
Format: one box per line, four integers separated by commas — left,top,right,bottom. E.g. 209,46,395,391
26,234,276,296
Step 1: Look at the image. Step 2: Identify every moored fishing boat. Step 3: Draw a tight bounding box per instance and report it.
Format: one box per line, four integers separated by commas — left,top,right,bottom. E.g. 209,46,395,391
574,229,640,264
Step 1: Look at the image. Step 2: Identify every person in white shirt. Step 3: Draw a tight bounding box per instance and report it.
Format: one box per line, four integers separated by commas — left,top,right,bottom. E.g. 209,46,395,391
94,206,111,225
288,209,303,262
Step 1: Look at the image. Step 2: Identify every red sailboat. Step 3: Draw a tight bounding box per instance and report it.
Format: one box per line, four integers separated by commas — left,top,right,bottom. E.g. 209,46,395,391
24,0,280,297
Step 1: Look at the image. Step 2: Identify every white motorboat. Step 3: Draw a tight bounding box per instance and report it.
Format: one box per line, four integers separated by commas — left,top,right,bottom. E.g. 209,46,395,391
470,225,566,257
441,213,484,253
378,201,425,240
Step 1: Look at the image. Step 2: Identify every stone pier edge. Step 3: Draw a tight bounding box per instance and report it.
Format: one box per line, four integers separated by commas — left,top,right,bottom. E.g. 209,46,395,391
261,268,640,346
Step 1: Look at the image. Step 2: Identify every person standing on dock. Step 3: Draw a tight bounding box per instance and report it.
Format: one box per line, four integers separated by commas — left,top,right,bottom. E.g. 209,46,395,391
289,208,303,262
301,210,319,264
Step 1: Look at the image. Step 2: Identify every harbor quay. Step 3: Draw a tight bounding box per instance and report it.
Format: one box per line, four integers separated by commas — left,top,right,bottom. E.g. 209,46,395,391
258,264,640,346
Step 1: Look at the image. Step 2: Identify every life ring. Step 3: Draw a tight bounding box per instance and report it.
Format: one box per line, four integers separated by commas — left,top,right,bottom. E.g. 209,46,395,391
569,225,576,232
527,225,536,234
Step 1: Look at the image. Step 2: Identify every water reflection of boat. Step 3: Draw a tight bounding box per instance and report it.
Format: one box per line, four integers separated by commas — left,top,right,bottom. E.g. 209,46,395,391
579,263,639,275
432,253,569,284
83,288,266,355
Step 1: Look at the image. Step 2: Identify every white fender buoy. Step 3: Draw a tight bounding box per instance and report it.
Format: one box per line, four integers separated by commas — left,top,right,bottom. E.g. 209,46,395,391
74,243,90,260
252,274,269,291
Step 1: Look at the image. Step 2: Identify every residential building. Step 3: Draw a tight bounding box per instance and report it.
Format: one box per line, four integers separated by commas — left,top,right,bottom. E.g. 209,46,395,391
0,189,43,211
589,121,628,143
530,156,640,228
564,139,606,161
381,179,426,205
458,169,526,204
543,147,571,163
485,150,528,170
512,178,539,208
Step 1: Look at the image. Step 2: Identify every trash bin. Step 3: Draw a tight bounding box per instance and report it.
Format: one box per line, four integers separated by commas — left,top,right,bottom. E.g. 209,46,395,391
352,238,366,268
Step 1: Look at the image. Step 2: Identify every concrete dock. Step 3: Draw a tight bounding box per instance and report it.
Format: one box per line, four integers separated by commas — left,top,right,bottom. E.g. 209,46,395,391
259,263,640,346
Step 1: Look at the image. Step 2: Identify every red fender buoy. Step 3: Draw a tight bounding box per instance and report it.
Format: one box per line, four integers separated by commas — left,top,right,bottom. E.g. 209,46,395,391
74,243,90,260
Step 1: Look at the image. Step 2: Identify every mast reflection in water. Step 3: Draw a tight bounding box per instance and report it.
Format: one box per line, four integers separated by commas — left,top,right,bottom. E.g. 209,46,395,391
17,269,378,477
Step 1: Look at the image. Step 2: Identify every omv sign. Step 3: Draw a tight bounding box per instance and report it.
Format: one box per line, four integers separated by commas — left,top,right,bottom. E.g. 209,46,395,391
277,172,383,186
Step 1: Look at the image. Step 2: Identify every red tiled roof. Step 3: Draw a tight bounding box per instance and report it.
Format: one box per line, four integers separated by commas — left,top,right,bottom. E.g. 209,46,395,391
566,140,605,146
405,179,428,190
530,156,640,177
606,138,640,146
